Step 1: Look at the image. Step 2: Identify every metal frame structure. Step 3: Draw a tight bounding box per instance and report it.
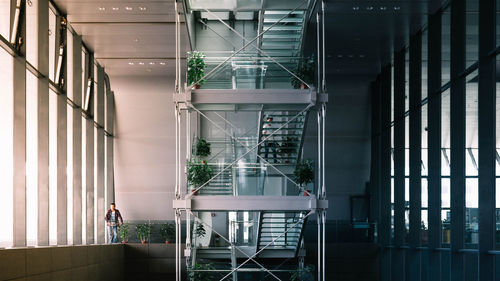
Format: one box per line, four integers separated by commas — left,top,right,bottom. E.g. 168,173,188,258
173,0,328,280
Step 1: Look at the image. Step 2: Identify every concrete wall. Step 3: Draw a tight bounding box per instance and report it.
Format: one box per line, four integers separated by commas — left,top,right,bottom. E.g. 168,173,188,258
0,244,124,281
123,243,185,281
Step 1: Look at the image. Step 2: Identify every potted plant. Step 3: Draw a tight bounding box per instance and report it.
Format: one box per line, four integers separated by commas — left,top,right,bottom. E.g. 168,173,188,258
136,223,152,244
187,159,214,195
189,263,216,281
290,265,313,281
194,222,206,238
291,57,315,89
160,223,175,244
119,222,130,244
294,159,314,196
195,137,211,158
187,51,206,89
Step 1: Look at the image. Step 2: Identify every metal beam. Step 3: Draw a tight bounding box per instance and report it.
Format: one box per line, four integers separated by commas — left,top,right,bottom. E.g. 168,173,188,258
478,0,496,280
174,196,327,211
408,30,422,281
184,89,317,105
427,9,442,281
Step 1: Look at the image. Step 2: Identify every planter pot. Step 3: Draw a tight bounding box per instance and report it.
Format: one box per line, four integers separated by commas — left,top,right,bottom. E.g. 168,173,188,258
141,241,148,244
165,241,171,244
193,84,201,89
190,188,198,196
300,83,308,89
303,190,312,196
121,240,128,244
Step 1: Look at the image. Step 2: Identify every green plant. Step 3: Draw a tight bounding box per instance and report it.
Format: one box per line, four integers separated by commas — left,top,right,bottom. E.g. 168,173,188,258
194,222,206,238
294,159,314,186
160,223,175,243
135,223,152,243
119,222,130,242
290,265,313,281
189,263,216,281
291,57,315,89
187,51,207,87
187,159,214,187
195,138,211,158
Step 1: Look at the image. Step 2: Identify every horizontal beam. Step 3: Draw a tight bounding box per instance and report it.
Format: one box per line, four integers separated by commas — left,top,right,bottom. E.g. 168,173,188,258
173,196,328,211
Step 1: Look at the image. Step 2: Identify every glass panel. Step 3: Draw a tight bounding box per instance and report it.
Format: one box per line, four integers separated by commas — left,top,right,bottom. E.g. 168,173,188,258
0,48,14,248
466,0,479,68
422,104,428,177
405,50,410,111
49,90,58,245
422,29,428,100
496,55,500,244
442,9,451,85
26,0,38,67
0,0,9,40
49,9,56,81
466,178,479,244
26,70,38,246
82,116,87,244
465,69,478,245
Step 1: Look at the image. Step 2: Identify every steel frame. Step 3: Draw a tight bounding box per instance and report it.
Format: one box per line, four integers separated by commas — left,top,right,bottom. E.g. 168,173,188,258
173,1,328,280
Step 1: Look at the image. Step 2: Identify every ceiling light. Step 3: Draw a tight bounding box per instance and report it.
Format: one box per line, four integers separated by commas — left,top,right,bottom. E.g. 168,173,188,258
160,62,166,65
394,6,401,10
139,6,147,11
125,6,133,11
366,6,374,10
134,38,139,42
352,6,359,11
359,55,365,58
128,62,134,65
380,6,387,10
139,62,144,65
98,7,105,11
112,7,119,11
348,54,354,58
337,55,343,58
149,62,155,65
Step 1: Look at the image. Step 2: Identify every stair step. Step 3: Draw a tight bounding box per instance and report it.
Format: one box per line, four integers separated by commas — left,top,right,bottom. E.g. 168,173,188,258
263,25,303,31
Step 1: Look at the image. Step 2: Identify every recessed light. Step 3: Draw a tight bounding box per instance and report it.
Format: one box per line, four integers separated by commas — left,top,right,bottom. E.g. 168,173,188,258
160,62,166,65
380,6,387,10
348,54,354,58
98,7,105,11
352,6,359,10
337,55,343,58
139,62,144,65
125,6,133,11
128,62,134,65
134,38,140,42
359,54,365,58
112,7,119,11
149,62,155,65
139,6,147,11
394,6,401,10
366,6,374,10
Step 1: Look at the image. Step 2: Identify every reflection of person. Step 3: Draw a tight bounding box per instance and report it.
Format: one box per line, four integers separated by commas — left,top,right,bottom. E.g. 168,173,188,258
263,117,277,163
105,203,123,243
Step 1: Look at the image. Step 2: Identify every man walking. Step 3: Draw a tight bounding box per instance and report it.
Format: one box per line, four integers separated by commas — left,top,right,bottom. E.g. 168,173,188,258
105,203,123,243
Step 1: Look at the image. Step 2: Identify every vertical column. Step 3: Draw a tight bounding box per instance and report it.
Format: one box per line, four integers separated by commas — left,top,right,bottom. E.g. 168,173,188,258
13,57,27,247
370,78,381,228
380,64,392,281
427,10,442,281
85,57,95,244
37,0,50,247
408,31,422,281
105,91,115,208
477,0,496,280
450,0,466,280
57,92,67,245
95,65,105,244
68,31,82,245
392,48,406,281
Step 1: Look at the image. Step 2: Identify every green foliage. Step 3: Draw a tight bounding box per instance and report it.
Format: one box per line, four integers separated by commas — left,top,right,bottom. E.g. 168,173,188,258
194,222,206,238
135,223,152,242
119,223,130,241
187,51,206,86
291,57,315,89
195,138,211,158
293,159,314,186
187,159,214,187
159,223,175,242
189,263,216,281
290,265,314,281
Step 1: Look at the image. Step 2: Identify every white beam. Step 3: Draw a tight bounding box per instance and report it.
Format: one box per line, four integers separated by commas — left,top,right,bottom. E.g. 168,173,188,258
174,196,327,211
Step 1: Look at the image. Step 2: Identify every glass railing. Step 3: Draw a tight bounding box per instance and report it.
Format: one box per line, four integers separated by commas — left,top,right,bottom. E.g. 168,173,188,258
189,53,314,90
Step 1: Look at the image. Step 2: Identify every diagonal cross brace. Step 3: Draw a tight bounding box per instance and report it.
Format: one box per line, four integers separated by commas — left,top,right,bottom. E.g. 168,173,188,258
187,104,312,197
189,0,309,88
202,7,311,89
205,108,311,195
188,211,283,281
220,211,313,281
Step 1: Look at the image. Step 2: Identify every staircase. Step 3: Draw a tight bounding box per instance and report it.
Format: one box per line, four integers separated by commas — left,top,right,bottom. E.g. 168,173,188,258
198,164,234,195
257,111,307,165
257,212,306,251
260,10,306,58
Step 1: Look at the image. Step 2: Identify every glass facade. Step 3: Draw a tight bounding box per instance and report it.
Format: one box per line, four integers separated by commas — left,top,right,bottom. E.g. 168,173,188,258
0,1,114,248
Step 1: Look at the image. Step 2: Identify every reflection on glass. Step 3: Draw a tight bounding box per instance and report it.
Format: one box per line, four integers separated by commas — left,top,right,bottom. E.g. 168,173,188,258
442,9,451,85
465,0,479,68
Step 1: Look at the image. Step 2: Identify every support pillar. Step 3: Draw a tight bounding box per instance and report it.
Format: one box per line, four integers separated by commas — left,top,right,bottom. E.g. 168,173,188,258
95,65,105,244
56,89,67,245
